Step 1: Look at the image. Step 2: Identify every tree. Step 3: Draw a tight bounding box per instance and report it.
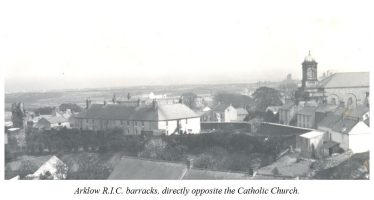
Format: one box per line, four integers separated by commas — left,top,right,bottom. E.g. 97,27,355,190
34,106,55,116
214,92,253,108
181,92,198,109
252,87,282,112
11,102,26,128
59,103,82,112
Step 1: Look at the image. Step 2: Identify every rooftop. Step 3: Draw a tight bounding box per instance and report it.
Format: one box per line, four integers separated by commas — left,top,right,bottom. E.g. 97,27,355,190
332,118,360,134
318,72,369,88
41,115,68,124
317,113,342,129
300,130,325,139
212,104,232,112
76,103,200,121
108,157,187,180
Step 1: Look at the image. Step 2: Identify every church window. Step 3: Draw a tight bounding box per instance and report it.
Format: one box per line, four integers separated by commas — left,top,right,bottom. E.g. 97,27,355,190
347,97,353,108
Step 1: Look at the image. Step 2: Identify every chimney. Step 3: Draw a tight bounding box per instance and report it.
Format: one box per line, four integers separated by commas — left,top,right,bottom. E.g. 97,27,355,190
152,99,158,110
86,98,91,109
137,99,141,107
112,93,116,104
104,100,107,106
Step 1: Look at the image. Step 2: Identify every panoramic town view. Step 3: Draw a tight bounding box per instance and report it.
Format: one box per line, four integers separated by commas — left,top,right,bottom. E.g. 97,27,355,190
4,51,370,180
2,1,371,181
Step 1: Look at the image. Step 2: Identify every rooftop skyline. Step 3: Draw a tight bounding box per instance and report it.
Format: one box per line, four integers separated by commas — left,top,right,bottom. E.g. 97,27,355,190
2,0,372,92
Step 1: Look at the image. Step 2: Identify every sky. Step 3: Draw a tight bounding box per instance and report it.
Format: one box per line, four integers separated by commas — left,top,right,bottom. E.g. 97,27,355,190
1,0,373,92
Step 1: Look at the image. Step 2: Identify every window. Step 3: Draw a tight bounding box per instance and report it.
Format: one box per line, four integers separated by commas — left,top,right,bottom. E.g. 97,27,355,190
142,121,144,126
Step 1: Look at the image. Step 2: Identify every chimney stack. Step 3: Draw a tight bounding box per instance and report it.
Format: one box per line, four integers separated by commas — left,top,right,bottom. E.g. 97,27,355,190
112,93,116,104
86,98,91,109
152,99,158,110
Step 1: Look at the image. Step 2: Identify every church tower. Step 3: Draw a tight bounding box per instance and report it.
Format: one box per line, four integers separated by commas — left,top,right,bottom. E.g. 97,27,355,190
301,51,318,89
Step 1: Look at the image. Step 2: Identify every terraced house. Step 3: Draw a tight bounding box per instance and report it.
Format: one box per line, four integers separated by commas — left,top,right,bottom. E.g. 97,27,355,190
73,100,201,135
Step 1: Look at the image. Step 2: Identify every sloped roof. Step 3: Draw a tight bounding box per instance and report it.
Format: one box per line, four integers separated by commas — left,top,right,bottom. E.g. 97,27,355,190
300,130,324,139
41,116,68,124
318,72,369,88
76,103,199,121
212,104,231,112
317,113,341,129
182,168,250,180
332,118,360,134
108,157,187,180
30,155,68,180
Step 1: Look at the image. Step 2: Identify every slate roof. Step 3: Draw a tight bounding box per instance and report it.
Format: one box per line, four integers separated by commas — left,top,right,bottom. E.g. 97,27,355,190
332,118,360,134
76,103,199,121
317,113,341,129
300,130,325,139
108,157,187,180
318,72,369,88
41,116,68,124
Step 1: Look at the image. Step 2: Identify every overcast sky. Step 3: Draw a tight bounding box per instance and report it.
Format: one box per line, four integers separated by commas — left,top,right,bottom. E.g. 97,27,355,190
1,0,373,92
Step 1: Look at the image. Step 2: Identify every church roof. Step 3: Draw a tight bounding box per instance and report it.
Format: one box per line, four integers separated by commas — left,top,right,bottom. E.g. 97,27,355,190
318,72,369,88
76,103,200,121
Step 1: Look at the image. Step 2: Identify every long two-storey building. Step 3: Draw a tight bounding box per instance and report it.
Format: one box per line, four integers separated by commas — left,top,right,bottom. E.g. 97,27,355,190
72,100,201,135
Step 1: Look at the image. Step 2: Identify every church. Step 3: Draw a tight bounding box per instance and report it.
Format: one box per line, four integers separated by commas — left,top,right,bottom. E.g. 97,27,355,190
295,51,369,108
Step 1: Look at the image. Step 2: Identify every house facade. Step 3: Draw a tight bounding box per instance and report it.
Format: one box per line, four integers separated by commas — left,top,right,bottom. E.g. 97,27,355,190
296,130,326,158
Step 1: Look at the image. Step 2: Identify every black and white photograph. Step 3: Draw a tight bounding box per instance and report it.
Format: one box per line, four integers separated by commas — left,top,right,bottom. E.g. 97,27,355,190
1,0,372,188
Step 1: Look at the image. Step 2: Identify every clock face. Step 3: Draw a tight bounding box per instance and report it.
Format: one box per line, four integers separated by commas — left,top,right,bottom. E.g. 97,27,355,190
307,68,313,79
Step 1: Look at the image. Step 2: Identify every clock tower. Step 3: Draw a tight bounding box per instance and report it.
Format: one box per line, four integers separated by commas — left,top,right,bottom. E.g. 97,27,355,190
295,51,324,103
301,51,318,89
